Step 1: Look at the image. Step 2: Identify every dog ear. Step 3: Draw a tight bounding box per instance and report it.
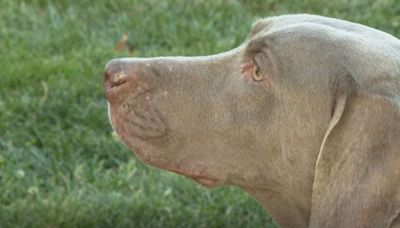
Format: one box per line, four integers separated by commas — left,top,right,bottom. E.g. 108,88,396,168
310,91,400,228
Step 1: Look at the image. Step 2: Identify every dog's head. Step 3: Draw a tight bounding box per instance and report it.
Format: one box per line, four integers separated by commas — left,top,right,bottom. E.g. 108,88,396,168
105,14,400,227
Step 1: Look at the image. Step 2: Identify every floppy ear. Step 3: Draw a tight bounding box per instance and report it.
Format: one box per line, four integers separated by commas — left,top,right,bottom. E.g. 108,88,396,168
310,91,400,228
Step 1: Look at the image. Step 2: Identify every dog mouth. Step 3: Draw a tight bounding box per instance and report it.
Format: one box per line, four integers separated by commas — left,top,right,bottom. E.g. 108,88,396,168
126,103,168,140
165,165,221,187
188,175,221,187
109,89,168,142
106,79,224,188
108,94,171,171
110,103,221,187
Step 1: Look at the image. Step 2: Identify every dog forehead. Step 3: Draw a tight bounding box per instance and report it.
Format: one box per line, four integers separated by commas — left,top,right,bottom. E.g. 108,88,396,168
249,18,273,37
246,16,329,52
246,16,376,56
252,14,400,44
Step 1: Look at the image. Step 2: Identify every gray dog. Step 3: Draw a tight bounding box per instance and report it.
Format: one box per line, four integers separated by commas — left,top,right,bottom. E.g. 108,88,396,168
104,14,400,228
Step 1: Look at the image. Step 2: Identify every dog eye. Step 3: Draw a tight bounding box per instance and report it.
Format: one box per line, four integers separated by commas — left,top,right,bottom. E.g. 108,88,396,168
252,65,263,82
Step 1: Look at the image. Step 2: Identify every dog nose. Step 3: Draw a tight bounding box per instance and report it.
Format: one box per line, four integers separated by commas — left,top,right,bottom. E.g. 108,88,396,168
104,59,131,90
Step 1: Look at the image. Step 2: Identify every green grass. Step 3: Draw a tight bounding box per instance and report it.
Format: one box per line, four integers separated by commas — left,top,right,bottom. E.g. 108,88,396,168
0,0,398,227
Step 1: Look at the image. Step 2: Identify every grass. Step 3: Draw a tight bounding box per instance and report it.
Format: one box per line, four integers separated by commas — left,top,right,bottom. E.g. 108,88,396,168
0,0,398,227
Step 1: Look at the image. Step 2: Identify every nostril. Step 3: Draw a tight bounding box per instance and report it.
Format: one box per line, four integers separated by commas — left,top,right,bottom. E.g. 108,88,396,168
104,60,129,89
110,71,127,87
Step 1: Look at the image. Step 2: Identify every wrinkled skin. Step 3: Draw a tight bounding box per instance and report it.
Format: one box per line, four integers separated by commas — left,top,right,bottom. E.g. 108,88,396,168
104,14,400,228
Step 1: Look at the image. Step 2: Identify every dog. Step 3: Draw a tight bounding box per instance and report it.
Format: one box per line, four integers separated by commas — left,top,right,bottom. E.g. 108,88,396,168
104,14,400,227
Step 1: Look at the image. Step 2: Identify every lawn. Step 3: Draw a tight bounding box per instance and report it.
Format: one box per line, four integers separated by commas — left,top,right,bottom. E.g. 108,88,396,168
0,0,399,227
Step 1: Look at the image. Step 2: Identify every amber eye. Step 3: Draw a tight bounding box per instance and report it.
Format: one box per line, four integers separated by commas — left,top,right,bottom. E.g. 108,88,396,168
252,65,263,81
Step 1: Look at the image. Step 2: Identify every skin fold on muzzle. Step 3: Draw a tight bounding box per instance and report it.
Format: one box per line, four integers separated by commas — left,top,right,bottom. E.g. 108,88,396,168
104,14,400,228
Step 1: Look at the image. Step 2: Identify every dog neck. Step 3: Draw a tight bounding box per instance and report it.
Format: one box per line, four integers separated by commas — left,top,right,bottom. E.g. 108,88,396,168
238,126,326,227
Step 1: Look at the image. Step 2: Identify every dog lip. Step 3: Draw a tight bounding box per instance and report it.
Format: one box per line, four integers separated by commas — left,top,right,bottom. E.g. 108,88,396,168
165,167,220,187
191,176,220,187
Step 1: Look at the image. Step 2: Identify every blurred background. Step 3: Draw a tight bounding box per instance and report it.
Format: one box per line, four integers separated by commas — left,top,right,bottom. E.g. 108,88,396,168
0,0,399,227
